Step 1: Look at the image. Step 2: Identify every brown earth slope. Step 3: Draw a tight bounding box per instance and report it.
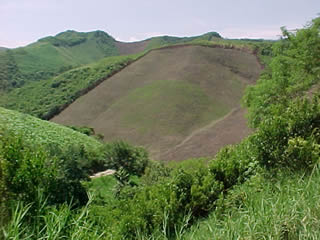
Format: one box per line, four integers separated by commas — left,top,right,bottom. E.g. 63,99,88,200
52,45,261,161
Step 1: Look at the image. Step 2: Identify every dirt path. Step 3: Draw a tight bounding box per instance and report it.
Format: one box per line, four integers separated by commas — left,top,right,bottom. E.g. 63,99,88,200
90,169,116,179
158,107,252,161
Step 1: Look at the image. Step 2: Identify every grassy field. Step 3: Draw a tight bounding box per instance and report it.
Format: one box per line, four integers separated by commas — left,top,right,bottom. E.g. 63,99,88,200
52,45,261,160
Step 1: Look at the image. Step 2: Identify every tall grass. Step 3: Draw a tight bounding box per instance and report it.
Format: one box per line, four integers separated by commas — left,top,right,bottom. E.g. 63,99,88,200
182,167,320,239
2,193,105,240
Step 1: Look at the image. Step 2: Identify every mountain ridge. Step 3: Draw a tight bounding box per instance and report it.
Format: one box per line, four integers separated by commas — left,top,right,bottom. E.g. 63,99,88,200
0,29,223,92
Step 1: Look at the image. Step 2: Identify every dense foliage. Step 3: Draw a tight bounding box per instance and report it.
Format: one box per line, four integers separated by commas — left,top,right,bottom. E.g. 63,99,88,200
244,17,320,128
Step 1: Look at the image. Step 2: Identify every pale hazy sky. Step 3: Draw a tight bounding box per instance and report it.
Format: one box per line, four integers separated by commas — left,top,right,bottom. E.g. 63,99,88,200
1,0,319,48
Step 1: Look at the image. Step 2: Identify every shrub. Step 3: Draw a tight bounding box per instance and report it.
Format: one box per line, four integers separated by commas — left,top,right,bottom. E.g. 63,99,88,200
103,141,149,176
0,131,89,209
254,96,320,170
98,159,224,239
209,137,259,189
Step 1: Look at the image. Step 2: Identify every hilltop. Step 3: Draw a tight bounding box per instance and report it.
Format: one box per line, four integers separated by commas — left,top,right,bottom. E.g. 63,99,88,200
0,30,222,92
0,30,118,91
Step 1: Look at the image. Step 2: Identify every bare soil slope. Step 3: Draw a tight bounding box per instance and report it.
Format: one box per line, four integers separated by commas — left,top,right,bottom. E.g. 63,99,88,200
52,45,261,160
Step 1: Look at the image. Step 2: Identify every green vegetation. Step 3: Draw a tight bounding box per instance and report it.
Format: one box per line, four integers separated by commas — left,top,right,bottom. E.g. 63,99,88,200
0,30,119,92
0,107,102,152
0,53,143,119
184,169,320,239
1,17,319,240
145,32,222,50
244,17,320,128
109,80,229,136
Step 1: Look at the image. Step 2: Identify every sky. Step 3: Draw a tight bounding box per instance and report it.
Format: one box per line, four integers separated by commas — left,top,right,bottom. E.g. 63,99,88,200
1,0,319,48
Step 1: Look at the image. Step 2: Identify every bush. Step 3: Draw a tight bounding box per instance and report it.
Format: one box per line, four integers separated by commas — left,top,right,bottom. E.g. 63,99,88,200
96,159,224,239
209,137,259,189
254,97,320,171
0,131,89,209
103,141,149,176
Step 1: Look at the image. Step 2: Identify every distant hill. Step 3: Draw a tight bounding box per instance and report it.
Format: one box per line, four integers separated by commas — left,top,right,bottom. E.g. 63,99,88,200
52,45,262,160
0,47,7,52
0,30,222,92
0,30,120,91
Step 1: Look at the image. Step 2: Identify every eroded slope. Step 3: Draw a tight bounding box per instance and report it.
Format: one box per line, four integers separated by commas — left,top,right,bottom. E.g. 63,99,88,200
52,45,261,160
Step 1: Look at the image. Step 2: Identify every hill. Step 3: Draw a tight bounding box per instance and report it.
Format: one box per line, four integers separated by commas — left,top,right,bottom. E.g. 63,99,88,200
0,30,271,120
0,31,222,92
0,30,118,91
0,107,103,153
0,53,143,119
52,45,262,160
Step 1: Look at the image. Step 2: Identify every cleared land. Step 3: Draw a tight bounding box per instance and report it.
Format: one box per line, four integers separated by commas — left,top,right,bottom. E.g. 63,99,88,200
52,45,261,160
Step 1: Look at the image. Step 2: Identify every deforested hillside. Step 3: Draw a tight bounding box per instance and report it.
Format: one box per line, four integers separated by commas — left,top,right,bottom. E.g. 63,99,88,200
52,45,262,160
0,30,222,93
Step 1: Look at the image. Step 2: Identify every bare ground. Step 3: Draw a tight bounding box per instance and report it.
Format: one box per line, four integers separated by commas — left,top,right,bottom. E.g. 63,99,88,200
158,107,252,161
52,46,261,161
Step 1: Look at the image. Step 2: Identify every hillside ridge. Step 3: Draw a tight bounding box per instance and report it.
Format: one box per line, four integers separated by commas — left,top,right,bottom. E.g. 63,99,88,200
52,45,262,160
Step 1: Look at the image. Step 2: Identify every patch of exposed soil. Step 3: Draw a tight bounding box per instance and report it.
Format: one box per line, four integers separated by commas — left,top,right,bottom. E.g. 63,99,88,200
158,107,252,161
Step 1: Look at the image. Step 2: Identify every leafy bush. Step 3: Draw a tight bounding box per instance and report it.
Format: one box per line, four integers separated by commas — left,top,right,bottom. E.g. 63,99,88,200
243,17,320,128
0,130,89,208
92,159,225,239
254,96,320,170
209,137,259,189
103,141,149,176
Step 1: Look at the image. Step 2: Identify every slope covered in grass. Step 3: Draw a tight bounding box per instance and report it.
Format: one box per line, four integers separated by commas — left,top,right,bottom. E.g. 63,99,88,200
0,107,102,152
0,53,143,119
52,45,261,159
0,31,222,92
0,30,119,91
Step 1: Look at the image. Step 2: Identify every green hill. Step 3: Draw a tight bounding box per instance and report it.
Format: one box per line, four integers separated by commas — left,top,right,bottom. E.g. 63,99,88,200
0,31,271,120
0,53,143,119
0,31,223,93
0,106,102,153
0,30,119,91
